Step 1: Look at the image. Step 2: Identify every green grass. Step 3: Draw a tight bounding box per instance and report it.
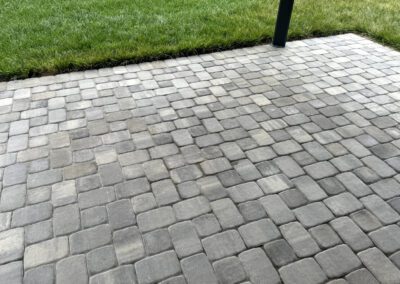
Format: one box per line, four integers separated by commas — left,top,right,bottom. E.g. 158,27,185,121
1,0,399,80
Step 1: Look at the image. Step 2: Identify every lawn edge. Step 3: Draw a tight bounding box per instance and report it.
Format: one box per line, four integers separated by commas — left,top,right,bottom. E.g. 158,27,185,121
0,30,398,83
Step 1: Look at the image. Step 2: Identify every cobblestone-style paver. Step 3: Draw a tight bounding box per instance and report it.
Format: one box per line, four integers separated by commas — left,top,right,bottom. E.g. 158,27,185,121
1,33,400,283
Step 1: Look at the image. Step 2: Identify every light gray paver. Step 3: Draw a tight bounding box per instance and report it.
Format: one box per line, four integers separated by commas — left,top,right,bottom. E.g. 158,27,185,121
56,255,88,284
2,34,400,283
181,253,218,284
113,226,145,264
135,251,181,284
24,237,69,269
69,224,112,254
0,228,24,265
280,222,320,257
239,248,280,284
202,230,245,260
0,261,23,284
315,244,361,278
279,258,327,284
89,265,136,284
358,247,400,284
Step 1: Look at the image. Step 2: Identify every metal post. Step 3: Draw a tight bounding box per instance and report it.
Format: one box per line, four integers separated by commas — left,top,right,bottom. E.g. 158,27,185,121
273,0,295,47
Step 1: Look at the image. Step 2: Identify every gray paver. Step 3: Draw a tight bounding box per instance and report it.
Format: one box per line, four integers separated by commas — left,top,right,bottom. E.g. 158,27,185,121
238,218,281,247
135,251,181,284
345,268,379,284
358,247,400,284
70,224,112,254
53,204,80,236
143,228,172,256
24,264,54,284
169,221,202,258
89,265,136,284
56,255,88,284
137,206,176,232
239,248,280,284
0,261,23,284
181,253,218,284
0,228,24,265
309,224,341,249
210,198,244,229
280,222,320,257
324,192,363,216
173,196,211,220
369,225,400,254
279,258,327,284
113,226,145,264
213,256,246,284
315,244,361,278
106,199,135,230
24,237,69,269
260,195,296,225
294,202,334,228
86,245,117,275
330,217,373,252
202,230,245,260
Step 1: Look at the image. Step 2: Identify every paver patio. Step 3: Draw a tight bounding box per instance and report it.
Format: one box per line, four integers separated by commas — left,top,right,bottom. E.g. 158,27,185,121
1,33,400,283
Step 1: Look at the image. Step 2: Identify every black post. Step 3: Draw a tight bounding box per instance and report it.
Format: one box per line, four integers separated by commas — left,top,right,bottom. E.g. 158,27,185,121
273,0,295,47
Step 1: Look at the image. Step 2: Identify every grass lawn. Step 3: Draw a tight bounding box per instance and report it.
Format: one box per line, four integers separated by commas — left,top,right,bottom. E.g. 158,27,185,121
1,0,399,80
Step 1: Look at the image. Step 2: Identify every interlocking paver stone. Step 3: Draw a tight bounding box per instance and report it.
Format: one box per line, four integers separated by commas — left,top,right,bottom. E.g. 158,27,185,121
89,265,136,284
86,245,117,275
280,222,320,257
239,248,280,284
202,230,245,260
70,224,112,254
292,175,327,201
263,239,297,267
135,251,181,284
257,174,292,194
0,261,23,284
260,195,296,225
213,256,246,284
315,244,361,278
309,224,341,249
169,221,202,258
279,258,327,284
53,204,80,236
113,226,145,264
210,198,244,229
56,255,88,284
345,268,379,284
238,218,281,247
3,34,400,283
294,202,334,228
181,253,218,284
23,264,54,284
0,184,26,211
137,206,176,232
11,202,52,227
143,228,172,256
324,192,363,216
358,247,400,283
361,194,400,224
24,237,69,269
0,228,24,265
369,224,400,254
173,196,211,220
330,217,373,252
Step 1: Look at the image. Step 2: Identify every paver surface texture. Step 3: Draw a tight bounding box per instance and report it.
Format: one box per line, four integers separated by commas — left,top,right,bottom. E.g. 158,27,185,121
1,33,400,284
